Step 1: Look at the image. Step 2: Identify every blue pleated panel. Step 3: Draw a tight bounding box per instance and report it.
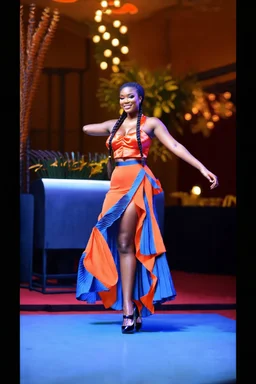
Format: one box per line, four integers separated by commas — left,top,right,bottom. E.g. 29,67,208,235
140,191,157,255
76,255,104,302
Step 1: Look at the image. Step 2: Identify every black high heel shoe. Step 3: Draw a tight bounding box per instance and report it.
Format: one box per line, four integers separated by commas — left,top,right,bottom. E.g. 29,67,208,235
134,304,142,331
122,309,136,334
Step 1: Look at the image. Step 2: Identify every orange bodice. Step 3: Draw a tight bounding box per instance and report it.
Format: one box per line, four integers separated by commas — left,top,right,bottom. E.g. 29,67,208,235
106,115,152,159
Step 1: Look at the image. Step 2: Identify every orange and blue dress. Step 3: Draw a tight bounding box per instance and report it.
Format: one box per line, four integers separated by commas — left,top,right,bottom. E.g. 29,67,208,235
76,116,176,316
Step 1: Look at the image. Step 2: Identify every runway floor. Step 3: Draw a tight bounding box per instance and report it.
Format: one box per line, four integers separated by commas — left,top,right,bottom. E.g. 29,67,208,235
20,312,236,384
20,271,236,384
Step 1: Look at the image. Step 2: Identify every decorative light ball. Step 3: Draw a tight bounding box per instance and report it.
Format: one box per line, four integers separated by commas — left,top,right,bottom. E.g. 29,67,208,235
206,121,214,129
101,1,108,8
100,62,108,70
119,25,128,34
102,32,111,40
98,25,106,33
94,15,102,22
184,113,192,121
92,35,101,43
95,10,102,16
112,57,120,65
192,107,199,114
112,65,120,73
223,91,231,100
212,115,219,122
113,20,121,28
191,186,201,196
208,93,216,101
114,0,121,6
104,49,112,57
111,38,119,47
120,46,129,54
105,9,112,15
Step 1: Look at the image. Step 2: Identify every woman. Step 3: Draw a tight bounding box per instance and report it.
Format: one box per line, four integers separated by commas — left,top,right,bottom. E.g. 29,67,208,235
76,82,218,334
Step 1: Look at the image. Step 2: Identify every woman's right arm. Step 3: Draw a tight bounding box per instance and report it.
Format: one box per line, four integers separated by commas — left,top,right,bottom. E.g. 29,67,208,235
82,119,117,136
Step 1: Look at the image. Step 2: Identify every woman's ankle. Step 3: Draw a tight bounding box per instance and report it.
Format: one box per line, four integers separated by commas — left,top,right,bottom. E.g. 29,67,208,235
123,300,134,315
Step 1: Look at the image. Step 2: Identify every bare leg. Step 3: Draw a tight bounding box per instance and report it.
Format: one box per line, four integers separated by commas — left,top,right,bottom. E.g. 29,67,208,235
117,201,139,326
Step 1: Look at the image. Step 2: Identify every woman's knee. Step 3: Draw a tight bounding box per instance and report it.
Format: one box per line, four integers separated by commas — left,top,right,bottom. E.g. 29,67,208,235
117,233,134,254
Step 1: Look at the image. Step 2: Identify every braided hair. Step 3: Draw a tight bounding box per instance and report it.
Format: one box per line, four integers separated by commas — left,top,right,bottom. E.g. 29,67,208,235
107,82,145,179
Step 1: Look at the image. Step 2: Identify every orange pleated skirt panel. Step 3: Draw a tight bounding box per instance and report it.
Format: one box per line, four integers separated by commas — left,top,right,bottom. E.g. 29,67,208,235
76,160,176,317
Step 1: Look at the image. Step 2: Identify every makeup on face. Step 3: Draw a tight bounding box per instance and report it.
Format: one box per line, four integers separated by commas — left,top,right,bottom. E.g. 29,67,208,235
120,87,140,112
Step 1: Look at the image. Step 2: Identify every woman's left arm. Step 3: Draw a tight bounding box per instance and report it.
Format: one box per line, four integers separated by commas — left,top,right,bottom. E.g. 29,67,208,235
151,117,219,189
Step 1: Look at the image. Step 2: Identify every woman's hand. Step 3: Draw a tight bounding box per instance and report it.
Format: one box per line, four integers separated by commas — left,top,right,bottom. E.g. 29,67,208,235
200,167,219,189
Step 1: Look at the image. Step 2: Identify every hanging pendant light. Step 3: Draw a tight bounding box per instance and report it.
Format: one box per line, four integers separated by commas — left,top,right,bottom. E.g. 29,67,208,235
53,0,78,3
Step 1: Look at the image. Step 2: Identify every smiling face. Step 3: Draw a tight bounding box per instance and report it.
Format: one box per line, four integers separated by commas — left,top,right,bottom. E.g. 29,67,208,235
119,86,142,114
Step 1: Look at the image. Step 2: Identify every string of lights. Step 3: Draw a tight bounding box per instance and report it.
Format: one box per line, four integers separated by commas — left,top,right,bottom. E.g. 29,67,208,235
91,1,130,72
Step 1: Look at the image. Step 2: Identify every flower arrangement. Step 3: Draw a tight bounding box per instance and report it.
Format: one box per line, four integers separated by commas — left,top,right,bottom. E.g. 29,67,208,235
28,150,109,180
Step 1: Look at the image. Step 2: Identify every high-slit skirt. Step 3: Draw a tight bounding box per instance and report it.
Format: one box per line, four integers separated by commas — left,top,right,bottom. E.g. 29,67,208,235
76,159,177,317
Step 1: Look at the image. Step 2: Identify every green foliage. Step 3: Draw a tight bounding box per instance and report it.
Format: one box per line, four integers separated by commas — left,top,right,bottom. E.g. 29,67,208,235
96,61,236,161
29,150,109,180
98,62,197,119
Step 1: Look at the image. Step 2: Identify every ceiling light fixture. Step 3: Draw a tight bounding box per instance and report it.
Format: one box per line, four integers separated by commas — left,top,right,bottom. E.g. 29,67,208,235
52,0,78,3
91,1,134,72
